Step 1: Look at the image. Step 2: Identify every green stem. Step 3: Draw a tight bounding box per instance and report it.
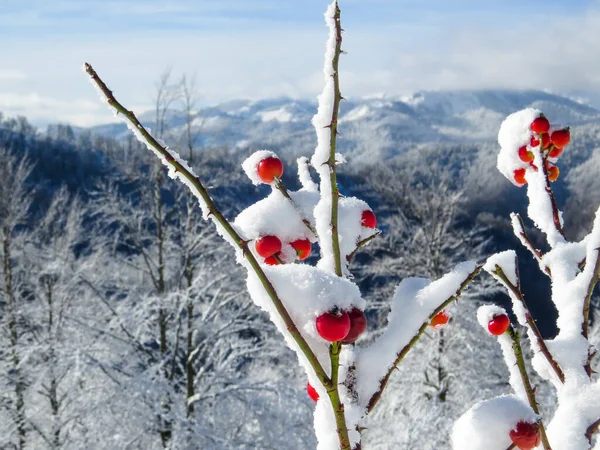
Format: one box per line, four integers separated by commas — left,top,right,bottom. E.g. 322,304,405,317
506,327,551,450
366,265,482,413
328,2,344,278
328,341,351,450
493,265,564,384
84,63,330,387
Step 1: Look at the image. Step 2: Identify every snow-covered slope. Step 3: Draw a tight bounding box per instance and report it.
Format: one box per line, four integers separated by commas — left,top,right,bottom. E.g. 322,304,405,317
90,89,600,162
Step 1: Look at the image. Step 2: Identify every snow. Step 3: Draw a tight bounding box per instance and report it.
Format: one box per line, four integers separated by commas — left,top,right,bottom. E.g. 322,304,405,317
234,189,316,245
463,108,600,450
484,250,518,286
297,156,319,192
476,304,508,331
241,150,280,186
452,395,538,450
355,261,477,409
340,105,371,122
257,107,294,123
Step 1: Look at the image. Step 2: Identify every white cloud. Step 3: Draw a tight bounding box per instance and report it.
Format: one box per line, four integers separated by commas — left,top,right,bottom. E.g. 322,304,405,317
0,70,27,81
2,4,600,126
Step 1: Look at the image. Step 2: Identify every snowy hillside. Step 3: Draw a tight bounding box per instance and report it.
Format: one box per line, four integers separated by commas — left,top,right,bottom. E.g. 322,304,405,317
90,89,600,162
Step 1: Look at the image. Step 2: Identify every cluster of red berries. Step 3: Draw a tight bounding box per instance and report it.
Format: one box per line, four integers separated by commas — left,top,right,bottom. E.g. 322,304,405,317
316,308,367,343
307,308,367,402
510,421,541,450
255,235,312,265
252,156,377,402
513,115,570,186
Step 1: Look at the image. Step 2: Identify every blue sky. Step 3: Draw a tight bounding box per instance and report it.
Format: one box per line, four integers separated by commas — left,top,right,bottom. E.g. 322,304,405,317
2,0,599,126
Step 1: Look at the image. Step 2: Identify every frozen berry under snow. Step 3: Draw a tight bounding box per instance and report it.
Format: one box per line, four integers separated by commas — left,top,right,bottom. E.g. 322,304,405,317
255,235,282,258
530,116,550,134
257,156,283,183
510,421,541,450
547,164,559,182
518,146,533,163
263,255,280,265
487,314,510,336
316,311,351,342
361,210,376,229
290,239,312,260
307,382,319,402
429,310,449,329
513,169,527,186
550,128,570,149
341,308,367,344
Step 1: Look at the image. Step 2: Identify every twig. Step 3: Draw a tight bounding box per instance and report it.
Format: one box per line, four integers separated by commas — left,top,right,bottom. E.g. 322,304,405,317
346,231,380,263
321,3,352,449
506,327,551,450
274,177,317,235
327,1,344,279
511,213,551,276
493,265,565,384
586,417,600,443
84,63,331,388
582,247,600,378
541,154,565,240
366,265,482,412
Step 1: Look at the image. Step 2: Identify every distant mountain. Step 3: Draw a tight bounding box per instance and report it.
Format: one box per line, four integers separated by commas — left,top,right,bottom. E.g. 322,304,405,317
89,89,600,163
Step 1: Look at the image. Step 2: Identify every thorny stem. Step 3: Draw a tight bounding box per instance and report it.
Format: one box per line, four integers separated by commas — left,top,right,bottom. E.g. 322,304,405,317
506,327,551,450
323,4,352,449
274,177,317,235
493,265,565,384
84,63,331,389
541,153,565,240
506,444,517,450
512,213,551,276
329,341,351,450
366,265,482,413
346,231,380,264
328,1,344,278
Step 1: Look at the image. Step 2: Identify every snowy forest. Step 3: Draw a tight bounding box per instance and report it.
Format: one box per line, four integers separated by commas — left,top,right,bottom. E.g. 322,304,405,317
3,2,600,450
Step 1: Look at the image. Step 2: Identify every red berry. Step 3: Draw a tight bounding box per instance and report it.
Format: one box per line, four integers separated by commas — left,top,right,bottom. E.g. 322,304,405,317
541,133,551,149
530,116,550,134
513,168,527,186
518,146,534,163
530,136,540,147
548,146,563,158
307,382,319,402
550,128,570,149
257,156,283,183
487,314,510,336
547,165,559,182
341,308,367,344
361,210,376,229
290,239,312,260
316,311,351,342
264,255,280,265
255,236,282,258
510,421,541,450
429,311,449,329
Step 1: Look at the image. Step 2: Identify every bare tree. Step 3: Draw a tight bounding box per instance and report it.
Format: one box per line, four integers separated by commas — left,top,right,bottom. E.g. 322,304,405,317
0,148,34,449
